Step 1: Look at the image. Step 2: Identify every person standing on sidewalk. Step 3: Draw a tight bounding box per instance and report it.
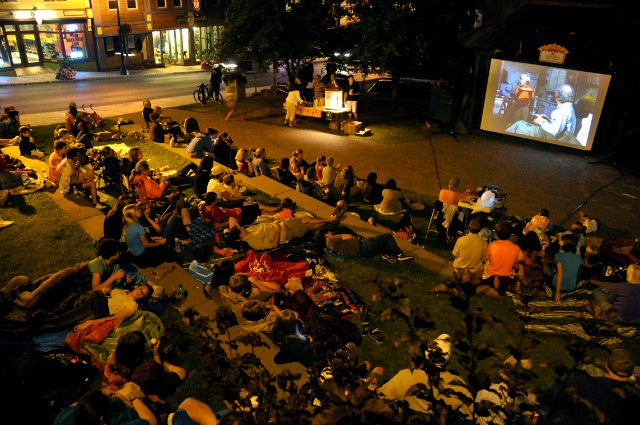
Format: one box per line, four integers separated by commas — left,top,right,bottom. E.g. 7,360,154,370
284,85,304,127
343,75,361,121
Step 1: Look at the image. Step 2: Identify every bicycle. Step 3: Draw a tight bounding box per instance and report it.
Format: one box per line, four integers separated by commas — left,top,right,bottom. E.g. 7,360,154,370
193,83,224,105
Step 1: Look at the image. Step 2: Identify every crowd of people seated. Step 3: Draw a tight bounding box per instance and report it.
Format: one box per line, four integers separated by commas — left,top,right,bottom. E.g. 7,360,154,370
5,100,637,425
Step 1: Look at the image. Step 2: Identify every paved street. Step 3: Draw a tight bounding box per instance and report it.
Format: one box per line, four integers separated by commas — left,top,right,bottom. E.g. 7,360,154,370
7,64,640,241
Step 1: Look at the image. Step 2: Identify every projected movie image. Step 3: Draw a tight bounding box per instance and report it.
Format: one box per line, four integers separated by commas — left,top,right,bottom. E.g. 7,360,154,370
480,59,611,151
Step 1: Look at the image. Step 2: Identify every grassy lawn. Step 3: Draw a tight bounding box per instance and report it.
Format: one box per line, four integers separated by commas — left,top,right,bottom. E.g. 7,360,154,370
2,103,638,423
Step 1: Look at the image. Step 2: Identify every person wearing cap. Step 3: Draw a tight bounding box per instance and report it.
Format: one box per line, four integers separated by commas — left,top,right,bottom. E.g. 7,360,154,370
206,164,240,206
186,125,216,159
378,334,473,419
547,348,638,424
64,101,77,131
452,218,487,282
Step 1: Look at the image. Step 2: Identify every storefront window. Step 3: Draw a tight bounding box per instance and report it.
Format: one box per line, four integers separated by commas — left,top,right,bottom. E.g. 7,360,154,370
193,26,220,61
0,30,11,69
39,24,62,62
62,23,88,60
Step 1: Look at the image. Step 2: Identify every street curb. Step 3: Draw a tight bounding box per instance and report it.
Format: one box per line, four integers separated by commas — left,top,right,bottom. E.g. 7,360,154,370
0,69,207,87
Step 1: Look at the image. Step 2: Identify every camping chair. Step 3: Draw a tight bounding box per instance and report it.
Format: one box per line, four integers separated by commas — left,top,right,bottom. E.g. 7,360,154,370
426,200,454,244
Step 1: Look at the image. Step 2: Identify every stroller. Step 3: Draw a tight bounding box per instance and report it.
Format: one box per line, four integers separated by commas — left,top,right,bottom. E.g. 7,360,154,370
82,104,104,131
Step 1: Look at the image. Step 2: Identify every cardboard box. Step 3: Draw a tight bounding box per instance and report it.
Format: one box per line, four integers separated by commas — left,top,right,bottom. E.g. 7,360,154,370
329,121,340,130
343,121,363,135
296,105,322,118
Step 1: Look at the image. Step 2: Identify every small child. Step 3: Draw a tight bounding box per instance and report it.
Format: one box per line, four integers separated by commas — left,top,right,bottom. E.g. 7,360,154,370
16,126,44,158
189,243,214,286
99,146,122,184
142,100,153,131
578,211,598,234
393,214,416,242
552,233,583,303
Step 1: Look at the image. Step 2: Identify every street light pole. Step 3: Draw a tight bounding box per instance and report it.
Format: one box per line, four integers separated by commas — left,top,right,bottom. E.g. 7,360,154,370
115,0,128,75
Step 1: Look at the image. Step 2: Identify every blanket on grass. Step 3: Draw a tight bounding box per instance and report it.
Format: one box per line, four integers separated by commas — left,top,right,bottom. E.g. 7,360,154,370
305,277,361,318
185,216,215,247
508,280,638,345
65,310,164,370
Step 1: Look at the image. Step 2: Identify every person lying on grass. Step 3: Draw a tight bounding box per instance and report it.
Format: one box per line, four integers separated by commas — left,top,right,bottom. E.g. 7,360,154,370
225,204,346,251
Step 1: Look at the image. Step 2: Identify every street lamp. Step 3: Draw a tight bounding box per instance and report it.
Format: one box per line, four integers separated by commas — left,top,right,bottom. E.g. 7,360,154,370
115,0,128,75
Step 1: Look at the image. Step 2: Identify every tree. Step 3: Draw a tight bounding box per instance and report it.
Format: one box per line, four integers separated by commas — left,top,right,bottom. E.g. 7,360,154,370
344,0,477,79
216,0,334,89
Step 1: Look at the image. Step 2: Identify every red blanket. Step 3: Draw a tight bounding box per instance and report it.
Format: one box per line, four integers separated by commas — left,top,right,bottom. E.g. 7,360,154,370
234,250,309,285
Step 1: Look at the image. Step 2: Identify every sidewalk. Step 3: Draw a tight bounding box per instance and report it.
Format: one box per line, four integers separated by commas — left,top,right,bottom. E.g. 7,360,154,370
8,63,640,251
0,63,205,87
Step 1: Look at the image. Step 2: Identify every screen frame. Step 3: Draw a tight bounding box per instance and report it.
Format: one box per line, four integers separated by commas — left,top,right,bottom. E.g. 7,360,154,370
479,58,613,151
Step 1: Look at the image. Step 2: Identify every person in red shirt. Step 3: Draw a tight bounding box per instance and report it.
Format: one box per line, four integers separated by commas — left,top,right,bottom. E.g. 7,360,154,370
484,221,522,293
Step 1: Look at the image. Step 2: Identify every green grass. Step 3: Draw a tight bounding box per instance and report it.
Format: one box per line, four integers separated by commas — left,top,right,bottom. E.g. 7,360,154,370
0,191,96,281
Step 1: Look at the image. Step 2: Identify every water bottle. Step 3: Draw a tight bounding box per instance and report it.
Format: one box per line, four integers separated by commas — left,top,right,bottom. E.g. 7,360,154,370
177,284,188,301
41,165,47,180
73,186,79,198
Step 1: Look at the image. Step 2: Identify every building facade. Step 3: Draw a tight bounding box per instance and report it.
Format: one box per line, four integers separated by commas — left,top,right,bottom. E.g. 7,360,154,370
0,0,227,75
0,0,97,74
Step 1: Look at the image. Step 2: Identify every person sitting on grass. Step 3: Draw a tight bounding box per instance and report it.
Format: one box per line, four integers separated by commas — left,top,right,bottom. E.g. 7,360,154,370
54,389,220,425
48,140,67,184
235,148,254,177
549,233,583,303
251,147,272,177
374,178,406,215
378,334,473,420
193,156,214,199
592,264,640,324
103,194,136,240
201,191,242,230
483,221,521,293
90,238,126,293
362,172,384,205
16,126,44,158
158,195,192,250
269,308,314,368
189,243,215,286
130,160,168,204
59,147,106,209
275,157,297,188
121,204,181,268
186,125,216,159
103,331,187,400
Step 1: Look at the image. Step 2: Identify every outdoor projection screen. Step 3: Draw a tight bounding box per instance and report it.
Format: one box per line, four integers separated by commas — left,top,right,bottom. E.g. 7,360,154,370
480,58,611,151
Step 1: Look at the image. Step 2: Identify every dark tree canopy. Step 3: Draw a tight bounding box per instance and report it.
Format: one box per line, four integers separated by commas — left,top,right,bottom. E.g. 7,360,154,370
344,0,478,79
216,0,334,84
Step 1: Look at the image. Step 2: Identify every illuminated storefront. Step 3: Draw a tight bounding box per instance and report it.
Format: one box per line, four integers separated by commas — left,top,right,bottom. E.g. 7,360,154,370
0,3,95,73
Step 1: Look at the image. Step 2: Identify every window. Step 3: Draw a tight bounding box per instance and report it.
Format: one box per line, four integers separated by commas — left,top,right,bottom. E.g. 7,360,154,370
108,0,118,10
127,0,137,8
157,0,166,7
173,0,182,7
62,23,88,60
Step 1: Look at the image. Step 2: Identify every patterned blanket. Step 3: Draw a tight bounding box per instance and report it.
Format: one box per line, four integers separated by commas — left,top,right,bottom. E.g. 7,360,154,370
508,280,638,345
185,216,215,247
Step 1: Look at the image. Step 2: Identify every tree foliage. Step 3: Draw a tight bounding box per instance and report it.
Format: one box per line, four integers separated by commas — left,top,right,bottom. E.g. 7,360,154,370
344,0,478,79
216,0,334,84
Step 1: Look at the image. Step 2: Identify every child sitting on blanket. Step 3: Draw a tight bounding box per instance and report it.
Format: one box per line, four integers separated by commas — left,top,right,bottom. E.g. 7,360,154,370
550,233,583,303
200,191,242,230
189,243,214,286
